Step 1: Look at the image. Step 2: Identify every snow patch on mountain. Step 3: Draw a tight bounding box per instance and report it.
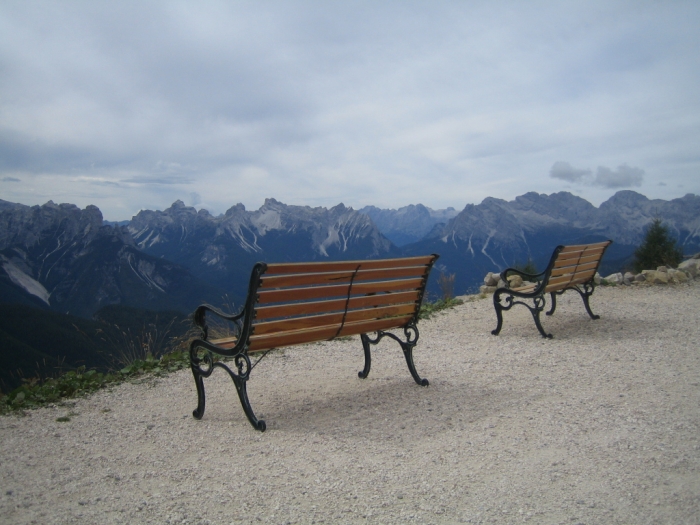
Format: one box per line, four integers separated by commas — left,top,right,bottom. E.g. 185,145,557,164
2,258,50,304
251,208,282,235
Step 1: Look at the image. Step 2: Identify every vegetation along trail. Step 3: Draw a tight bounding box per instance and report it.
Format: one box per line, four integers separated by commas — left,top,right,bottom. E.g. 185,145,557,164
1,281,699,524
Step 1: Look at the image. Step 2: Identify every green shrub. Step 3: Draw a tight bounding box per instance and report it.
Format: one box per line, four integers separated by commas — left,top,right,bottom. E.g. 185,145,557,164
419,297,464,319
437,272,456,300
512,258,538,275
633,218,683,272
0,350,190,414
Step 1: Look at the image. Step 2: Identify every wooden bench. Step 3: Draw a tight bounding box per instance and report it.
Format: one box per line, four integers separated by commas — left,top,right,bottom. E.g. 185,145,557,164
189,254,439,431
491,240,612,338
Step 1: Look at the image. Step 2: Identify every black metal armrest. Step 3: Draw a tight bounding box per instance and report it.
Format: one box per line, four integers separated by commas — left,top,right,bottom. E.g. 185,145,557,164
499,267,544,284
192,304,245,338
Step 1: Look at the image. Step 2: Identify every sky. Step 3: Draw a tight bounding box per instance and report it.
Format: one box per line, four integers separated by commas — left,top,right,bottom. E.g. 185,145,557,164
1,1,699,221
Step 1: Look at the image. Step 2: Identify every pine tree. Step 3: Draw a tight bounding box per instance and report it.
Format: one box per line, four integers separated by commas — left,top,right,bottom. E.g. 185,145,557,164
633,218,683,272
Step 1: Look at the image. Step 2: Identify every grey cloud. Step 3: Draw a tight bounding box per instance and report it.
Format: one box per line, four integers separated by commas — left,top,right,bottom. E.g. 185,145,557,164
89,180,120,187
2,177,21,182
120,176,193,185
594,164,644,188
0,2,698,219
549,161,592,182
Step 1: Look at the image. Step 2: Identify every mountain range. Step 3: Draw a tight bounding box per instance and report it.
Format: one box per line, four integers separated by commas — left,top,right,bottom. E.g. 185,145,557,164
1,190,698,391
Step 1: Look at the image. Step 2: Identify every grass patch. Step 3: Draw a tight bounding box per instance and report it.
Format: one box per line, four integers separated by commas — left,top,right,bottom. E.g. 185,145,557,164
0,350,190,415
418,297,464,320
2,298,466,414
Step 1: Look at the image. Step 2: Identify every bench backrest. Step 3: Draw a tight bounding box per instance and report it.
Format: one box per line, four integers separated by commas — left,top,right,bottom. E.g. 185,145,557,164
543,240,612,293
238,255,439,353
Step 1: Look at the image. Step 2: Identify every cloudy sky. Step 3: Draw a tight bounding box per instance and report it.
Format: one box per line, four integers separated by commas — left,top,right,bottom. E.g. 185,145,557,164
1,1,699,220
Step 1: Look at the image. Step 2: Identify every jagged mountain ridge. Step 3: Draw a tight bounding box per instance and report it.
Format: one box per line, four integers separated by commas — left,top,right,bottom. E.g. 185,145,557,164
0,200,220,317
2,191,698,315
359,204,458,246
403,190,700,294
128,198,400,302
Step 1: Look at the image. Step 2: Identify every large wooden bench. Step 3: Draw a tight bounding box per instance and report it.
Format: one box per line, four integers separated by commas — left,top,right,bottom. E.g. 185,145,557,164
491,240,612,338
189,254,439,431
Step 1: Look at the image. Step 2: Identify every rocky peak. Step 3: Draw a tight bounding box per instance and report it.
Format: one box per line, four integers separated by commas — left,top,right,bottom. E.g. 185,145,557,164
164,200,198,219
600,190,649,210
225,203,246,216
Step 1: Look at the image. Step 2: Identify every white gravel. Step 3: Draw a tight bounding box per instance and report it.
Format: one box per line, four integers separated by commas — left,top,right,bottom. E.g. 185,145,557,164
1,281,699,525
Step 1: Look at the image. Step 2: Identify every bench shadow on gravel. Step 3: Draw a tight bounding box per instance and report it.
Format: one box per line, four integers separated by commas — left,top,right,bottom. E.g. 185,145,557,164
524,310,668,343
201,374,525,439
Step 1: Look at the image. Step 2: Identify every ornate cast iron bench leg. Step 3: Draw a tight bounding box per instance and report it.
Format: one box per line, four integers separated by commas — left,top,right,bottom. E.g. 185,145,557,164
190,340,208,420
359,334,373,379
491,290,552,339
189,340,266,432
529,296,553,339
546,292,557,316
358,324,429,386
573,283,600,320
491,290,506,335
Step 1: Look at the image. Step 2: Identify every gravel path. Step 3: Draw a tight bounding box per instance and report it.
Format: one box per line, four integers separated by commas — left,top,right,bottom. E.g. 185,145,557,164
1,281,699,525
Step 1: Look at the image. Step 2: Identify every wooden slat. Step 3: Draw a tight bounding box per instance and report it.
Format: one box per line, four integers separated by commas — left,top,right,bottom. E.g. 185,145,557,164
249,324,341,352
209,337,238,349
257,283,351,304
345,303,416,323
255,297,348,320
263,255,437,275
259,265,429,290
253,312,344,335
248,313,415,352
555,246,606,263
558,241,611,254
260,270,356,289
254,290,421,320
252,303,416,336
337,315,413,337
547,269,595,288
550,260,599,277
256,277,425,304
351,278,425,295
512,284,537,293
545,275,592,293
553,252,606,269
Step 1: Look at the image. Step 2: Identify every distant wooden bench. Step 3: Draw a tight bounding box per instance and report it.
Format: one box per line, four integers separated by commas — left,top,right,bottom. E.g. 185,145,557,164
491,240,612,338
189,254,439,431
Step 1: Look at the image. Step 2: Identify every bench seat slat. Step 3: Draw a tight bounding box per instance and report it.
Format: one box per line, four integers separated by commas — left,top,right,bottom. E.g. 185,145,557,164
557,242,612,254
260,265,430,289
254,290,421,320
554,247,606,264
248,315,414,352
550,260,599,277
256,277,425,304
546,269,595,288
209,336,238,349
252,303,417,336
263,255,436,275
351,278,425,295
337,315,414,337
553,251,606,268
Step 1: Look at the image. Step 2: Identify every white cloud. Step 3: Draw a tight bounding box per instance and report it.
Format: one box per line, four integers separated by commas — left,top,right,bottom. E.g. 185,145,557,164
594,164,644,188
550,162,592,182
0,1,699,218
549,161,645,189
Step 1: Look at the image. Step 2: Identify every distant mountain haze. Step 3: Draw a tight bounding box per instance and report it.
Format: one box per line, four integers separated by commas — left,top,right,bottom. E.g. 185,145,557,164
2,191,698,317
1,191,698,391
359,204,459,246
